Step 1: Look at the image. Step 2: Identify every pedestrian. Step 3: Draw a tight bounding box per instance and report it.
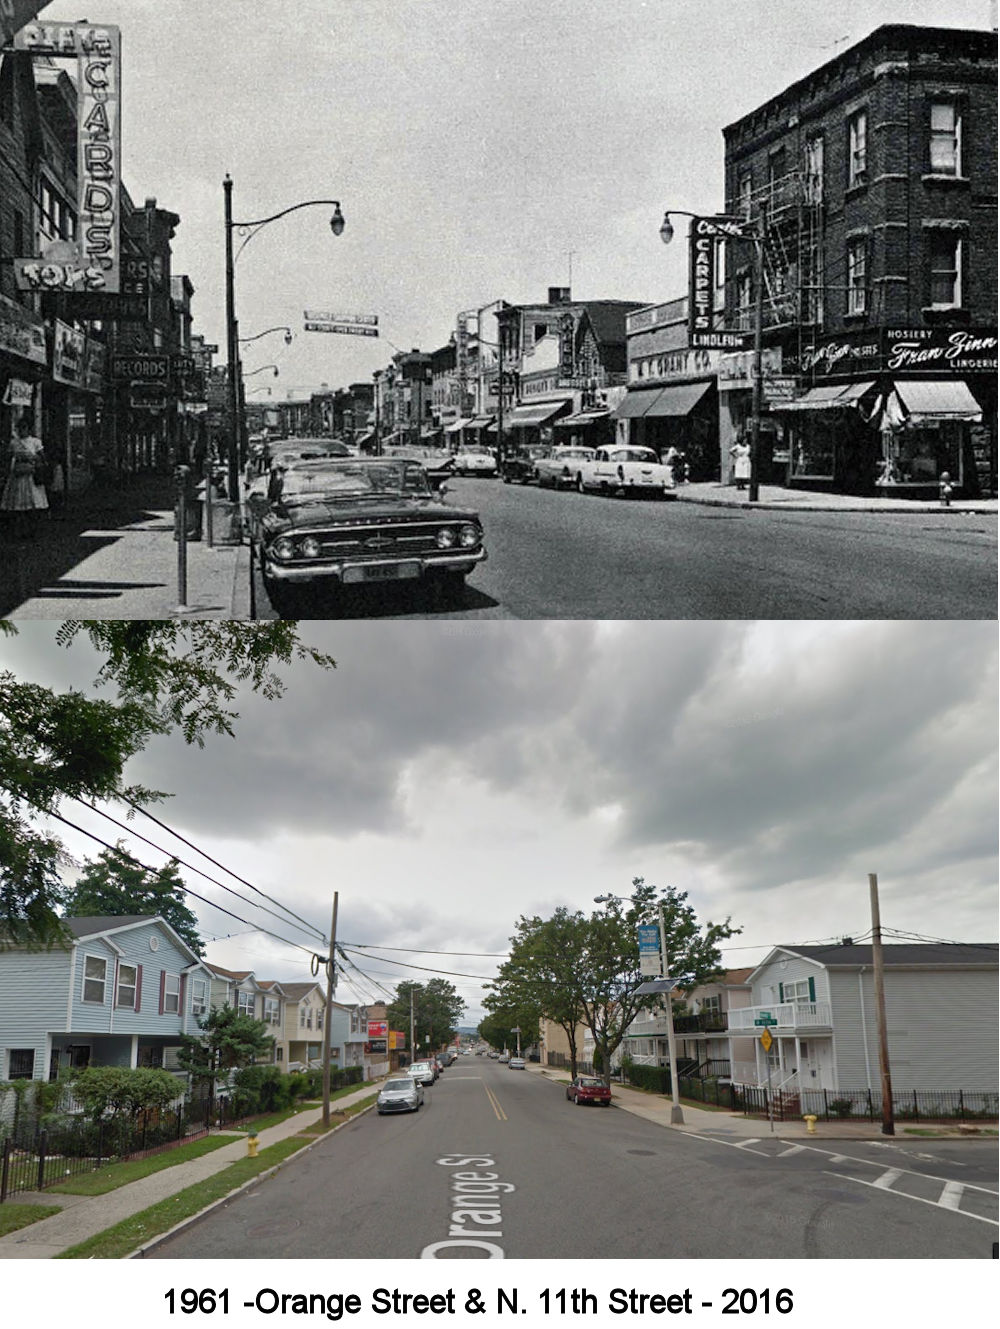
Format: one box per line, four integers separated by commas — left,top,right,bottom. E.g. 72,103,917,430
730,434,751,490
1,416,49,539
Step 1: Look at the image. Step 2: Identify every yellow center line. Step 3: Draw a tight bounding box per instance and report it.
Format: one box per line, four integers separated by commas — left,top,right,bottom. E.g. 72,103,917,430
483,1081,508,1121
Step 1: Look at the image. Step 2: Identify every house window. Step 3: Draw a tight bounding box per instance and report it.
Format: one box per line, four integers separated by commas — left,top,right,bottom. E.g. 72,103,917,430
137,1046,163,1068
738,172,752,219
533,322,548,343
305,1009,313,1030
929,231,961,306
700,995,721,1014
847,109,867,186
191,979,207,1016
929,101,961,175
847,238,867,314
83,955,107,1003
803,137,824,204
783,978,814,1005
299,1006,307,1028
8,1049,35,1079
737,271,753,330
163,973,180,1014
275,1046,283,1061
116,963,137,1008
264,997,280,1025
316,1009,323,1032
237,990,254,1018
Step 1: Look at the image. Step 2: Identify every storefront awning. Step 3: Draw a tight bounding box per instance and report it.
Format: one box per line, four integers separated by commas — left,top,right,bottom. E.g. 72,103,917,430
445,417,474,433
643,381,712,417
774,382,875,412
891,379,982,422
465,415,495,430
615,387,666,419
505,400,572,428
554,408,612,427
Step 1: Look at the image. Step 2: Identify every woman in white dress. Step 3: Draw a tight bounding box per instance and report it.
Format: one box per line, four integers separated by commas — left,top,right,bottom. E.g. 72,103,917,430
730,436,751,491
1,416,49,538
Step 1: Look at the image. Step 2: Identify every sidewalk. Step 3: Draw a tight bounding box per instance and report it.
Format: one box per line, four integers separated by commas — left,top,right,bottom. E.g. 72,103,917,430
672,480,998,514
1,474,252,620
0,1084,376,1259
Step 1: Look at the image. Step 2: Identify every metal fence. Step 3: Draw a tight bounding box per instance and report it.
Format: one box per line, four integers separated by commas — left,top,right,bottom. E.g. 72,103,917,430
0,1105,206,1202
733,1085,998,1123
544,1051,596,1077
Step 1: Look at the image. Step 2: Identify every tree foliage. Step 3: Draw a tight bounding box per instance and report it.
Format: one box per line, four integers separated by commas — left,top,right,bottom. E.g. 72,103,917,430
0,622,335,949
62,845,205,956
386,978,465,1056
70,1065,182,1121
176,1004,274,1092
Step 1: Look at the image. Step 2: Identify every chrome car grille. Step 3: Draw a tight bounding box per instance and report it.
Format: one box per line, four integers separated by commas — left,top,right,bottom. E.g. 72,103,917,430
306,519,474,559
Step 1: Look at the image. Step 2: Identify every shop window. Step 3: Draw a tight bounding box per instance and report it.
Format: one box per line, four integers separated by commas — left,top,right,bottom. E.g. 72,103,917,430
929,101,961,175
790,419,836,480
928,232,962,307
847,109,867,187
880,422,963,487
846,238,868,315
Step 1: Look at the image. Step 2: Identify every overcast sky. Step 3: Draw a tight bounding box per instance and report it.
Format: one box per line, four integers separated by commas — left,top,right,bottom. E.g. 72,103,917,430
3,620,996,1023
34,0,998,396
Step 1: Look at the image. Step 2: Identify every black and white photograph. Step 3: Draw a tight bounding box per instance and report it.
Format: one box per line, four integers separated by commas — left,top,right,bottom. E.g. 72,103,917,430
0,0,997,1325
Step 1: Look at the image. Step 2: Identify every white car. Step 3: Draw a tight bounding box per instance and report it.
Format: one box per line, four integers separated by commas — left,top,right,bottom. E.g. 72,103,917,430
533,446,595,489
453,445,498,477
575,445,675,498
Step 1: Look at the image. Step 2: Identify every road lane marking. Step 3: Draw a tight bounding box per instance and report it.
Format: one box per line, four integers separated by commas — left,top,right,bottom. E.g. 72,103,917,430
871,1167,904,1189
939,1181,965,1210
823,1170,999,1226
778,1145,806,1157
484,1083,507,1121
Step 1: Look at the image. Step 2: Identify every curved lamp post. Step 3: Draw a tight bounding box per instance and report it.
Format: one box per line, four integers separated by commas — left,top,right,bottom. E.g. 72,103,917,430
660,207,764,503
594,891,684,1124
243,364,279,379
239,326,293,347
224,174,344,499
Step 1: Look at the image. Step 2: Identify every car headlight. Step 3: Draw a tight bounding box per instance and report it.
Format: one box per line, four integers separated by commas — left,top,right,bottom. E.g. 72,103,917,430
300,536,321,559
436,527,456,548
459,524,480,548
271,537,295,561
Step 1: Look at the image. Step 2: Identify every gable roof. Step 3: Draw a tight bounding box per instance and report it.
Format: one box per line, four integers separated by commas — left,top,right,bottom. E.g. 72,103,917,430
720,967,755,985
275,981,322,1002
205,963,254,982
580,301,648,348
762,943,997,972
63,915,204,966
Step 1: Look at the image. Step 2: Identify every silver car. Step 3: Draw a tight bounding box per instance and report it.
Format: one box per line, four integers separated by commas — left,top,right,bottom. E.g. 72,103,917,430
377,1077,424,1114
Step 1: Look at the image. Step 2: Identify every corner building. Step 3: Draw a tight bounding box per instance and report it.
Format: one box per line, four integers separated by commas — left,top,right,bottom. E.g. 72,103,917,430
721,24,997,497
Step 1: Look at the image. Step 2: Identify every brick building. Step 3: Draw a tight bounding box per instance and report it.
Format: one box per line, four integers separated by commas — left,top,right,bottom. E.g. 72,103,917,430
720,24,997,496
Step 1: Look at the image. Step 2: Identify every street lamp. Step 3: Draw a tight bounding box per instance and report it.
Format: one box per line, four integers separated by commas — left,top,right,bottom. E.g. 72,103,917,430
239,326,294,347
243,364,279,379
659,207,765,503
224,174,345,499
594,891,684,1124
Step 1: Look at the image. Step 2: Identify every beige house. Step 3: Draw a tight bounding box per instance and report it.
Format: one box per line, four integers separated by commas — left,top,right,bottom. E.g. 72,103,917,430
262,981,326,1069
623,968,755,1079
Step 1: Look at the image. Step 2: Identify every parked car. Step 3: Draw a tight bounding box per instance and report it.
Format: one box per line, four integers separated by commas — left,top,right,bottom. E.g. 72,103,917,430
407,1060,437,1087
382,444,455,490
533,445,595,489
453,445,498,477
244,439,351,539
566,1075,612,1106
501,443,551,484
377,1077,424,1114
574,445,675,498
508,1056,526,1070
498,1052,509,1063
255,457,487,613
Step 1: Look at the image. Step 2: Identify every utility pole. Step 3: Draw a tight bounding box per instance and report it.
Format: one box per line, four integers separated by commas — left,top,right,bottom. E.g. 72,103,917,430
409,987,415,1067
657,900,684,1125
321,892,339,1129
869,873,894,1135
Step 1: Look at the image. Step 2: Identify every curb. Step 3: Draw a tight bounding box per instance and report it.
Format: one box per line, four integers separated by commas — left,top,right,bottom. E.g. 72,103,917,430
231,540,252,619
672,493,998,515
129,1101,375,1259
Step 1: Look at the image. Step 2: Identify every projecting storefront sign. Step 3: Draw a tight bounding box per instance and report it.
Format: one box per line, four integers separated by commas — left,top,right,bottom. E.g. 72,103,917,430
0,293,47,365
367,1020,388,1038
14,23,122,293
0,2,52,45
52,319,84,387
688,217,718,339
111,352,170,383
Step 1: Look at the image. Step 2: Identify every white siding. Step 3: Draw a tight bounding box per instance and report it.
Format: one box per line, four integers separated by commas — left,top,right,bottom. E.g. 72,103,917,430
0,947,73,1080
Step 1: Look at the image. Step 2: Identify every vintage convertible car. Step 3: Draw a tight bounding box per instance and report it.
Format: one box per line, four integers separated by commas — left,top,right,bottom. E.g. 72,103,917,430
575,445,676,498
256,456,486,610
501,443,551,484
452,445,498,477
533,445,595,488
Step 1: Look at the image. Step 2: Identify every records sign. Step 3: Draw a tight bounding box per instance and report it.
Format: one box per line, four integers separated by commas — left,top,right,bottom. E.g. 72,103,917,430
688,217,717,339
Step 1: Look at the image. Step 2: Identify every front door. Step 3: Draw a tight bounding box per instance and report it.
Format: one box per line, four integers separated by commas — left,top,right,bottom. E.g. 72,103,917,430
799,1039,820,1084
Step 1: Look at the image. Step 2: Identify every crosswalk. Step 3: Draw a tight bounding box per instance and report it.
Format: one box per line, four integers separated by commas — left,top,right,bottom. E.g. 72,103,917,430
688,1132,999,1225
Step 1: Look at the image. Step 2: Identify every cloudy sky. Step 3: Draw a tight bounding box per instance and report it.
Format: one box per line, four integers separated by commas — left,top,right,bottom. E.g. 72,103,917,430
35,0,998,396
3,620,996,1023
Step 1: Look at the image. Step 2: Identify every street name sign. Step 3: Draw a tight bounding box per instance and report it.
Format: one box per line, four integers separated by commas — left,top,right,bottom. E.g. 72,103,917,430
304,322,379,337
754,1013,778,1026
304,310,378,326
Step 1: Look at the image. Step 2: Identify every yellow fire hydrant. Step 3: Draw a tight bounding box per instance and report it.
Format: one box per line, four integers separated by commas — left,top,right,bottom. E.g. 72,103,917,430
803,1114,818,1135
246,1131,259,1158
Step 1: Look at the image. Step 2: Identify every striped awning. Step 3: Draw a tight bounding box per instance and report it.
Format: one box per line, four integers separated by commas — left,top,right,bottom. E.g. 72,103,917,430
891,379,982,422
773,382,875,412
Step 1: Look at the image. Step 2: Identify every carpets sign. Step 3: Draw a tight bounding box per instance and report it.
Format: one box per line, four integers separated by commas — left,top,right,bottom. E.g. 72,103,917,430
687,218,717,339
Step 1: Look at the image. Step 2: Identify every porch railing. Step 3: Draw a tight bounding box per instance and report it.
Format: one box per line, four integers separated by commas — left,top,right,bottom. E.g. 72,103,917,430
727,1001,832,1031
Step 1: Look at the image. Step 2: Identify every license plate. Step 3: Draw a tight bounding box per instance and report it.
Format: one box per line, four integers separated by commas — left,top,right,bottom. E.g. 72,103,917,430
343,561,420,584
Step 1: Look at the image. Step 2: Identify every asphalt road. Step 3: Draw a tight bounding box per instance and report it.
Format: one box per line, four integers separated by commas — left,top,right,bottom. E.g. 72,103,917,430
251,478,997,620
148,1062,997,1260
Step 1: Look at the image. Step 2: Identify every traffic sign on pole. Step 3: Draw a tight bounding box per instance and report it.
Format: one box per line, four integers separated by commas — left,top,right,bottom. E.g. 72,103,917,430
759,1028,773,1053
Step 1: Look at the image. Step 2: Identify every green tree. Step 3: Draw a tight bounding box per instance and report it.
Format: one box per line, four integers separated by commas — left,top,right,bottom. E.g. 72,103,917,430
0,622,335,949
579,878,741,1084
487,907,588,1076
176,1004,274,1100
71,1065,182,1122
387,978,465,1057
62,845,205,956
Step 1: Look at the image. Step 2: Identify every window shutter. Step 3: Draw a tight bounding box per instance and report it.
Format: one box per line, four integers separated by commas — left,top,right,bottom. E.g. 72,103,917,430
179,973,187,1017
113,958,120,1003
778,982,784,1002
159,969,166,1015
808,976,816,1002
135,964,143,1011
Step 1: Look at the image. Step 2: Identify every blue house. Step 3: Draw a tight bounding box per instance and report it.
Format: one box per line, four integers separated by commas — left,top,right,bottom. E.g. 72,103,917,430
0,915,214,1082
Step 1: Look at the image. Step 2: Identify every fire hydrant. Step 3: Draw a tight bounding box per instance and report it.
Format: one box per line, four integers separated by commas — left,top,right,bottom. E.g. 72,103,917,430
939,472,954,506
803,1114,818,1135
246,1131,259,1158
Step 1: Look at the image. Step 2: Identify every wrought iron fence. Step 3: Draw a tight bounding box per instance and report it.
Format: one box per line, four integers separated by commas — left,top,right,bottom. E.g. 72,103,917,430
734,1085,998,1123
543,1051,595,1077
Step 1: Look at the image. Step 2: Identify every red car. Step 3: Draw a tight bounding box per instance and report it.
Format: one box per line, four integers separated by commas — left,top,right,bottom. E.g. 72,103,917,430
566,1075,612,1106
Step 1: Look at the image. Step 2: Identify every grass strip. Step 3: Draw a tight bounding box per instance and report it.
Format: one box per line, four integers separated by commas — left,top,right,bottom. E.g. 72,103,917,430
49,1133,238,1196
0,1203,62,1237
55,1135,315,1260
